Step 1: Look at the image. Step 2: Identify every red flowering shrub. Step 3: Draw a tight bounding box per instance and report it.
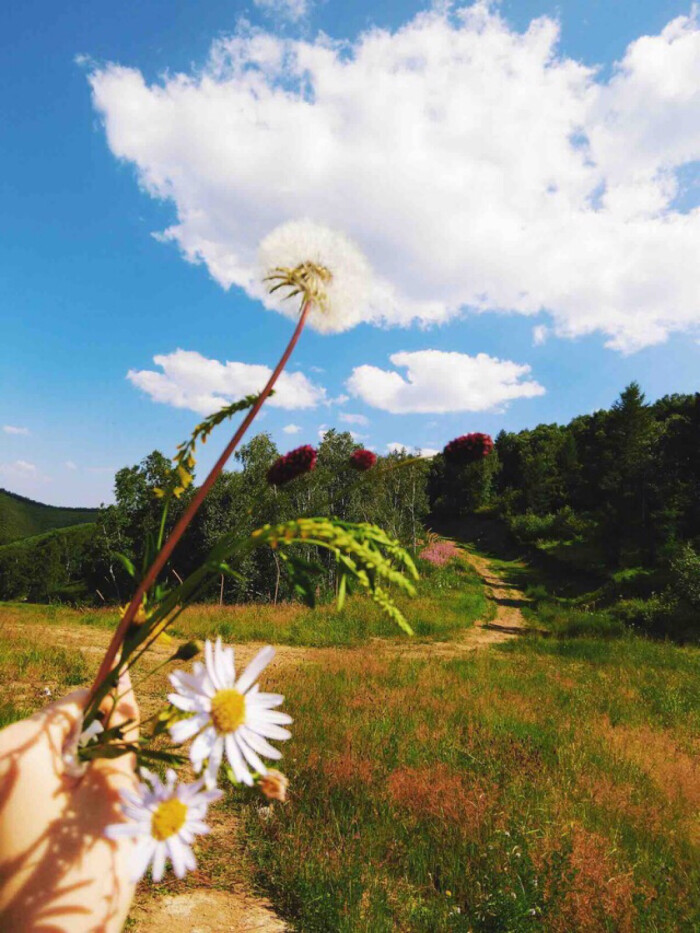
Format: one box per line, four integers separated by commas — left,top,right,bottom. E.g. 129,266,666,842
442,433,494,465
267,445,318,486
349,449,377,471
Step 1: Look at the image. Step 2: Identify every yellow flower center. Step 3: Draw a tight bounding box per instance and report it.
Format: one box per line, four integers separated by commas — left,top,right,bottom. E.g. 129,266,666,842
210,688,246,734
151,798,187,842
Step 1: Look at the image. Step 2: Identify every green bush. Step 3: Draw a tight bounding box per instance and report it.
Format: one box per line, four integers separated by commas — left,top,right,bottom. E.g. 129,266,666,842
669,544,700,609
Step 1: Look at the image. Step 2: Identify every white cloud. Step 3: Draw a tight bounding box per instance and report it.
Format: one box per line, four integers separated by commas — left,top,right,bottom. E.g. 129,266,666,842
349,431,369,442
532,325,549,346
65,460,78,470
330,394,349,406
127,349,326,414
88,6,700,352
347,350,544,414
254,0,308,23
339,413,369,426
3,425,30,436
0,460,39,480
283,423,301,434
387,443,438,458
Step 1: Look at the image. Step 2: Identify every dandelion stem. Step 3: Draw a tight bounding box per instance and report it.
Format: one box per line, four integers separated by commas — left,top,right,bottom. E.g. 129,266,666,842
89,300,312,706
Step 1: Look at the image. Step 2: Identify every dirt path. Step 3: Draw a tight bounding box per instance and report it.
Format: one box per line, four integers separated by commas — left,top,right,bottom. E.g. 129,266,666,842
0,545,531,931
379,541,531,661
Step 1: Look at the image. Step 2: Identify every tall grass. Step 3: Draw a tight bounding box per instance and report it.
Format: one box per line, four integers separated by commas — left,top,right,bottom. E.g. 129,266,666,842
0,632,88,728
239,638,700,931
0,555,488,647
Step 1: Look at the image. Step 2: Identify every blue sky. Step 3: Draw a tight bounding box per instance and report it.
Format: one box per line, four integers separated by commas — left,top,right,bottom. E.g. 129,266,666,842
1,0,699,506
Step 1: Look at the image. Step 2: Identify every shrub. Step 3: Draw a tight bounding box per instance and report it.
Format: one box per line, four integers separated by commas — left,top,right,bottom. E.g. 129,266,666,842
669,544,700,609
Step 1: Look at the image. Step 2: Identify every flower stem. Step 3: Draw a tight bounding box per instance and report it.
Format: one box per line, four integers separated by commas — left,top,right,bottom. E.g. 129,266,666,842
88,300,312,704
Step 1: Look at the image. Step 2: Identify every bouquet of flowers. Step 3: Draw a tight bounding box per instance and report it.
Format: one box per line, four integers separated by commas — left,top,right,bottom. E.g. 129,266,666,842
69,221,421,883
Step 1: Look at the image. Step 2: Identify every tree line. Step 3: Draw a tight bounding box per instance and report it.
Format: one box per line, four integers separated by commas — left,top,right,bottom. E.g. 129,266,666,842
0,431,429,605
3,384,700,639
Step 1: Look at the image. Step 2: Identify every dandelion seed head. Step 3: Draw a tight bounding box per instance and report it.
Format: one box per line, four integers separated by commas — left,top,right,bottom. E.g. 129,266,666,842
259,219,372,333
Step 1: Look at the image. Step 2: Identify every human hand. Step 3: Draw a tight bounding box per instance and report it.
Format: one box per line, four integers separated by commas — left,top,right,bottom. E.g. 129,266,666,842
0,676,139,932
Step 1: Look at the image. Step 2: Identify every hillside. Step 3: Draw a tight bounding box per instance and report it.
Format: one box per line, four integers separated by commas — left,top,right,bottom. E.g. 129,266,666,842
0,488,98,546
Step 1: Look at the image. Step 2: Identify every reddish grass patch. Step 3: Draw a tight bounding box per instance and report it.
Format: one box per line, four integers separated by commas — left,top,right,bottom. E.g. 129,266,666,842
323,750,376,788
386,764,491,837
597,717,700,810
537,823,648,932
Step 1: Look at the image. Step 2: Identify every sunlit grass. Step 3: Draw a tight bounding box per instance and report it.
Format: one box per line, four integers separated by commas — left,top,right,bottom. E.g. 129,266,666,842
239,638,700,931
0,555,488,647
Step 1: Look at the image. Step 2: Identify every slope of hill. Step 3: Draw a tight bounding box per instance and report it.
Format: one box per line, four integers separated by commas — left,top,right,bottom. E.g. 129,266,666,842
0,488,98,545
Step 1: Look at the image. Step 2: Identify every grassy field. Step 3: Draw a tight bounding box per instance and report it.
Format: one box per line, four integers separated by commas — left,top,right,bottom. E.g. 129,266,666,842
0,555,488,649
241,636,700,931
0,547,698,931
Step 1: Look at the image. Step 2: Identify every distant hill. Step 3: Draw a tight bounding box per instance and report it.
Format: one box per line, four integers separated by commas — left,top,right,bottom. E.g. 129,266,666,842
0,488,99,546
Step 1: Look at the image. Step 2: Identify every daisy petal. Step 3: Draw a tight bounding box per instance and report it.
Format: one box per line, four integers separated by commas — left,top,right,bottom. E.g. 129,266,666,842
235,733,267,775
249,722,292,741
257,711,293,726
168,693,202,713
204,640,222,691
236,646,275,695
170,714,206,744
167,836,187,879
239,725,283,761
225,732,254,785
205,736,225,787
131,839,157,883
152,843,167,882
190,726,217,770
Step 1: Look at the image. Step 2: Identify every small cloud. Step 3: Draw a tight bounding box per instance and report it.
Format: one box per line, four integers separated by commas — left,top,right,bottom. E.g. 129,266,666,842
3,425,30,436
348,350,544,414
340,413,369,426
0,460,44,481
64,460,78,470
128,349,327,415
350,431,369,442
533,324,549,346
12,460,36,474
253,0,309,22
283,424,301,434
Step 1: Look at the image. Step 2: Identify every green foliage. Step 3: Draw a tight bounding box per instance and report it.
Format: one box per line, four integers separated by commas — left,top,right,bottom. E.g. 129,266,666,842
157,395,260,499
669,543,700,608
0,523,97,602
0,488,97,545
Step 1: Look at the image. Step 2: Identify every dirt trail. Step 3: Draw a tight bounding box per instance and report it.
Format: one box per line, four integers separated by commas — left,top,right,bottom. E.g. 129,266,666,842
0,544,531,931
378,541,531,661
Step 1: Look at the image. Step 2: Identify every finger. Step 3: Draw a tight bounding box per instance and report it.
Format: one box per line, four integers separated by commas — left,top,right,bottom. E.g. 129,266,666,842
95,670,140,783
99,669,140,742
43,689,89,744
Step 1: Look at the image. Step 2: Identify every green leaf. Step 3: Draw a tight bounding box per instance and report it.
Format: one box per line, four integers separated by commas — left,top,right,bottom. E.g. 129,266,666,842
115,552,136,579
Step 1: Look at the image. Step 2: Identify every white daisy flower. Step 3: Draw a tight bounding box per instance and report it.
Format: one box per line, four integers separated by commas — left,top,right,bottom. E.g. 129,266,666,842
105,769,222,882
168,639,292,787
259,219,373,334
